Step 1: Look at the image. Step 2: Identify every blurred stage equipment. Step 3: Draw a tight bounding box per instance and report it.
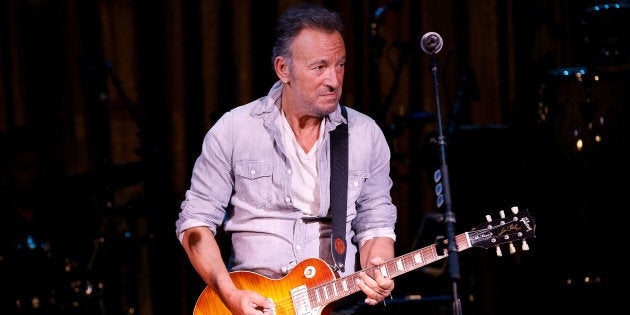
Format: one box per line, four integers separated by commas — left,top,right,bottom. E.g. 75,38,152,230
74,56,153,315
535,66,629,156
531,4,630,312
534,1,630,156
580,1,630,71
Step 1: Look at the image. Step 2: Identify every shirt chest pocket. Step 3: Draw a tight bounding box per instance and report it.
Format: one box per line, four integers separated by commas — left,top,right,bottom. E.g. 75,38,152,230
234,161,274,208
347,170,369,203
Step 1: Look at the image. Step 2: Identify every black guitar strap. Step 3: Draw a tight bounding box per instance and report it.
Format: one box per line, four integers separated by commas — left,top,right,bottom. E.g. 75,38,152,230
330,105,348,272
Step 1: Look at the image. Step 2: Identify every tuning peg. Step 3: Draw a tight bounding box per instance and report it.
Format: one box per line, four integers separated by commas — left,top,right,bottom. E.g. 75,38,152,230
496,246,503,257
522,240,530,251
509,242,516,254
498,210,506,225
485,214,493,229
511,206,519,214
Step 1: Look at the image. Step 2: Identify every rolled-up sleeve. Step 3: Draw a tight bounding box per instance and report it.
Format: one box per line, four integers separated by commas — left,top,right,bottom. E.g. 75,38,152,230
175,111,235,241
349,114,397,247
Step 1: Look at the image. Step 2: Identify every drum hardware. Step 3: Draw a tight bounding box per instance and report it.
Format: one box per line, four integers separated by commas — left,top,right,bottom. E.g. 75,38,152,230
581,2,630,70
534,66,623,154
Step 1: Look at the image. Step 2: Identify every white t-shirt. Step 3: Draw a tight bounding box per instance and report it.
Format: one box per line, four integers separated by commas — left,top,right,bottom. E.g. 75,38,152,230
279,111,325,215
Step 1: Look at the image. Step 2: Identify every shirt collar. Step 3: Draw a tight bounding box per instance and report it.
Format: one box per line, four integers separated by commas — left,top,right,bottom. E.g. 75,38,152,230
253,80,346,129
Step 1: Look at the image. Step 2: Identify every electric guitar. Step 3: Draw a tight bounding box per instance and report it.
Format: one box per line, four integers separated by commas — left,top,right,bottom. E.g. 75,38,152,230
193,207,536,315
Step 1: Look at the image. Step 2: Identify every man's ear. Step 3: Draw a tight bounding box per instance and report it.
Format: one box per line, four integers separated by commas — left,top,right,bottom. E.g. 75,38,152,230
274,57,289,83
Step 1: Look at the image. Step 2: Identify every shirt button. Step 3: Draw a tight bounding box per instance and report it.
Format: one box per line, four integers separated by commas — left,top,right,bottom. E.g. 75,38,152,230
285,197,291,203
250,169,256,175
287,169,292,174
296,245,302,250
353,181,359,187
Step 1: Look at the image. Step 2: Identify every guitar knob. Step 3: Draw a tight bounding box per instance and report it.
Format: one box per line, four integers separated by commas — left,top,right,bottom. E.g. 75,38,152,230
522,240,530,251
509,242,516,254
495,246,503,257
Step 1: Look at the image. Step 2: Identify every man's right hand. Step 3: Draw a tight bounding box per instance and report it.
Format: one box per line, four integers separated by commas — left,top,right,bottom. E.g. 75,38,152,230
223,289,276,315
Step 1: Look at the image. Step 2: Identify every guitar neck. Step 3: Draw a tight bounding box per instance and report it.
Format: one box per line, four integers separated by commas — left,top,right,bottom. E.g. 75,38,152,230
306,232,471,306
379,232,471,279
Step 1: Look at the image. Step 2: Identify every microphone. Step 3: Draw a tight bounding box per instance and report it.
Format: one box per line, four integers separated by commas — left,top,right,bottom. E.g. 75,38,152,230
420,32,443,55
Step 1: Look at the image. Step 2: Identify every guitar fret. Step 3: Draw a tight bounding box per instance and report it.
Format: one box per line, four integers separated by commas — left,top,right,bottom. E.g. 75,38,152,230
349,275,359,292
408,254,416,269
412,252,420,266
413,251,423,264
421,247,432,264
388,261,398,277
380,265,388,278
395,258,404,272
399,255,409,271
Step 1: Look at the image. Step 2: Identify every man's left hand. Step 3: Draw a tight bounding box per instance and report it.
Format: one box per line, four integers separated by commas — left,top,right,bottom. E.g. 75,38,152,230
355,257,395,306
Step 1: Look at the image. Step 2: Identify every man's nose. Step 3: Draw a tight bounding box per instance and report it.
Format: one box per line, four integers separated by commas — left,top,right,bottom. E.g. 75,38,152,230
325,67,341,88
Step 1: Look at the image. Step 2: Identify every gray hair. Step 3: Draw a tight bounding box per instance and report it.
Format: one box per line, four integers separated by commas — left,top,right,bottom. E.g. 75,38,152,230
270,3,344,67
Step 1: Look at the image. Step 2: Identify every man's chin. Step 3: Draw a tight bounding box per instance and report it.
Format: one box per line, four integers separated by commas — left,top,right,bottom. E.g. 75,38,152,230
317,102,339,116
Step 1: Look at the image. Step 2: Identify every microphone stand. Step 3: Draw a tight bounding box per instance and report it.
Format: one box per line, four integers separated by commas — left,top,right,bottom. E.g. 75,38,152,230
427,56,463,315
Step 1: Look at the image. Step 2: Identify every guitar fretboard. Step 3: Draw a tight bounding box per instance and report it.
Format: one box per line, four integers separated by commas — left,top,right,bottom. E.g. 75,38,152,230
307,232,472,307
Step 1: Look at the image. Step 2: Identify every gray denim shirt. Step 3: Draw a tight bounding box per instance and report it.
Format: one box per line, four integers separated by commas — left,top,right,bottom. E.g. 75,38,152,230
176,81,397,278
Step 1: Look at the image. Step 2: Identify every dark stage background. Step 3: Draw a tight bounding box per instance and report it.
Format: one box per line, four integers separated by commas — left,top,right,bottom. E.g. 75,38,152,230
1,0,629,314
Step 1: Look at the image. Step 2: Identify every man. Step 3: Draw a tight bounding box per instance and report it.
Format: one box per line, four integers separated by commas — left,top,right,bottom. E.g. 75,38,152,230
176,3,397,314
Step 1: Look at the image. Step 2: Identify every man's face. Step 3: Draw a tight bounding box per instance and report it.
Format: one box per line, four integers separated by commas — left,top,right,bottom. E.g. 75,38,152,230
287,28,346,117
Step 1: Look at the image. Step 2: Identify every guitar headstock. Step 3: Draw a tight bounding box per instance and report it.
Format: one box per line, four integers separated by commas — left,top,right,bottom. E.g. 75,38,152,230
468,206,536,256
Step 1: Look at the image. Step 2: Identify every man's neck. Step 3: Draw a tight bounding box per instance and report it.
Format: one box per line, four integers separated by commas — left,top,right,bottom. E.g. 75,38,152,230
282,108,323,153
